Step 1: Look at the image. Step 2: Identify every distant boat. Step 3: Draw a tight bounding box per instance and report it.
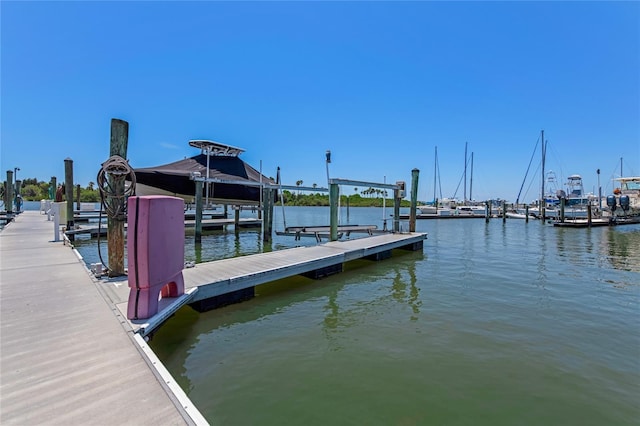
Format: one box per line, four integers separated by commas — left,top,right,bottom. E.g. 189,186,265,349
606,176,640,217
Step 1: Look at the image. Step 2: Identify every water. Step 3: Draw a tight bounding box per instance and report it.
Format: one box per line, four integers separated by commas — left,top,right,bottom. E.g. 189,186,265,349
72,206,639,424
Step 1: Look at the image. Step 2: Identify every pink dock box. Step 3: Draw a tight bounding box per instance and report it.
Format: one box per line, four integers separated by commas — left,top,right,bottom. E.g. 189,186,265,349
127,195,185,320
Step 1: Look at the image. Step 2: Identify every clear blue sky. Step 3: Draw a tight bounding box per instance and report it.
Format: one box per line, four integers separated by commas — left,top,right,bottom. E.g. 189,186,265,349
2,1,638,202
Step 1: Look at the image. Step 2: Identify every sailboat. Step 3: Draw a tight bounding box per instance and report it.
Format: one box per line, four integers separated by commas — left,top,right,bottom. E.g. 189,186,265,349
416,144,486,218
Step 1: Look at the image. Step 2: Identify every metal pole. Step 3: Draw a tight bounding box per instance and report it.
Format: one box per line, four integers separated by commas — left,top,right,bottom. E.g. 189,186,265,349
540,130,546,221
195,179,203,243
597,168,601,209
205,147,210,207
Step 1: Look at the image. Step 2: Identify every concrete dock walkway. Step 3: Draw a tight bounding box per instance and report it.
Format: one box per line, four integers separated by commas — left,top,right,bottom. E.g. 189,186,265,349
0,211,204,425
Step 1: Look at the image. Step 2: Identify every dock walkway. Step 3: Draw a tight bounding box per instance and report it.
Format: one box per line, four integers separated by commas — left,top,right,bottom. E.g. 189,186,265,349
0,211,205,425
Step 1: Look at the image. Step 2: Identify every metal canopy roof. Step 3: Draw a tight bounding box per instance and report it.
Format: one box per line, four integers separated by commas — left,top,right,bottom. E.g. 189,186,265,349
188,139,245,157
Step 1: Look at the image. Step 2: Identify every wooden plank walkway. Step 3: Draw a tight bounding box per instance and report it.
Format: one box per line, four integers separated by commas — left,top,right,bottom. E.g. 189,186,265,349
0,211,206,425
113,231,427,335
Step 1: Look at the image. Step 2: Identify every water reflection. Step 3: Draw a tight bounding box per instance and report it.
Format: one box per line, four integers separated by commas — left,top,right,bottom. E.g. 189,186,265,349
391,257,421,321
605,227,640,273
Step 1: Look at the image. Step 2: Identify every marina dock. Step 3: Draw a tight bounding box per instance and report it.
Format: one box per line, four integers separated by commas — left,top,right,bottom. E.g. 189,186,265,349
106,229,427,336
0,211,205,425
65,217,262,237
1,210,426,423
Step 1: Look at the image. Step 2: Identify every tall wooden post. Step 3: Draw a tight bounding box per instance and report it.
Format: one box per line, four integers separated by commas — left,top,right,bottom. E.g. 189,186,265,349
64,158,74,240
267,189,275,237
587,204,592,227
409,168,419,232
525,204,529,223
2,181,7,210
329,182,339,241
502,200,506,223
76,184,81,210
560,198,565,223
195,179,203,243
234,206,241,234
6,170,14,214
108,119,128,277
262,187,272,242
485,202,490,223
50,177,57,200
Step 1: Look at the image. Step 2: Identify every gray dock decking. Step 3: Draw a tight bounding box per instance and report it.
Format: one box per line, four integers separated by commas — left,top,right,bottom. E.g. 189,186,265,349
0,211,205,425
1,210,426,424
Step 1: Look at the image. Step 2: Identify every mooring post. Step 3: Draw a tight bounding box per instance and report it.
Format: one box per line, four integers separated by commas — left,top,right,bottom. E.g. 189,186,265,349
108,118,128,277
195,179,203,243
587,204,592,227
6,170,14,214
485,202,490,223
64,158,74,240
329,182,339,241
502,200,506,223
50,177,57,199
560,198,565,223
262,186,272,242
75,184,81,211
234,206,240,234
525,204,529,223
3,181,8,211
409,168,419,232
267,188,275,237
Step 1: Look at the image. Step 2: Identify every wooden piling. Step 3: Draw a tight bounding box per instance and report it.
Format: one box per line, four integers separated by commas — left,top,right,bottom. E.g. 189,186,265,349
195,179,203,243
329,183,339,241
560,198,565,223
409,169,419,232
108,119,128,277
587,204,592,227
234,206,240,234
75,184,81,211
50,177,57,200
6,170,14,214
525,205,529,223
502,200,506,223
262,187,272,242
64,158,74,240
485,202,490,223
2,181,7,210
393,193,401,233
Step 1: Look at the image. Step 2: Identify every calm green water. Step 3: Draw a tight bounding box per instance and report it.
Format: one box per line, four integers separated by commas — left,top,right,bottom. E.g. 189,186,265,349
75,206,639,425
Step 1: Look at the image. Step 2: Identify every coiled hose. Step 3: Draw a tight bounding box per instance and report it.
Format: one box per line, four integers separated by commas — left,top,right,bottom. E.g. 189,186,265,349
96,155,136,273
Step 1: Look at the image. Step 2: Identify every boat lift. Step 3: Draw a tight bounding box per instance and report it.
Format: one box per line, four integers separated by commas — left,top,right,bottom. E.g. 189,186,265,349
189,170,420,243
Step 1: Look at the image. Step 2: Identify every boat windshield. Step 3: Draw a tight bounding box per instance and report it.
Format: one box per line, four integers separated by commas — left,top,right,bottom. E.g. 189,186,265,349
622,180,640,191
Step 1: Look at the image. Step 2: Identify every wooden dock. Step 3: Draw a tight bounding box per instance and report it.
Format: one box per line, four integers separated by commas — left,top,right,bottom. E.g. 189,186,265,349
65,217,262,237
107,231,427,336
0,211,206,425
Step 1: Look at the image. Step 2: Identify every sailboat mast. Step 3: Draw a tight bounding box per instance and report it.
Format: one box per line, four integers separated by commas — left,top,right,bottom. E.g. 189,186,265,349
464,142,468,203
470,152,474,201
540,129,546,219
433,146,438,204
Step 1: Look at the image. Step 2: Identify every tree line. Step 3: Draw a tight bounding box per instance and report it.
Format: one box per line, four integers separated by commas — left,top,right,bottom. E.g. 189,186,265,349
15,178,100,202
12,178,411,206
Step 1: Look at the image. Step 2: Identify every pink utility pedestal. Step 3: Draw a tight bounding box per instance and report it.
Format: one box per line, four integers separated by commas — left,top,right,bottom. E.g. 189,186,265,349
127,195,185,320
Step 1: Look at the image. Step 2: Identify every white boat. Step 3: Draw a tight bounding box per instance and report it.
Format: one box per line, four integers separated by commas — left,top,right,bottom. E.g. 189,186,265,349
606,176,640,217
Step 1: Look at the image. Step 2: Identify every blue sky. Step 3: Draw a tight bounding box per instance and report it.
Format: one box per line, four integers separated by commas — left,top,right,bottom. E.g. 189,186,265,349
2,1,638,202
